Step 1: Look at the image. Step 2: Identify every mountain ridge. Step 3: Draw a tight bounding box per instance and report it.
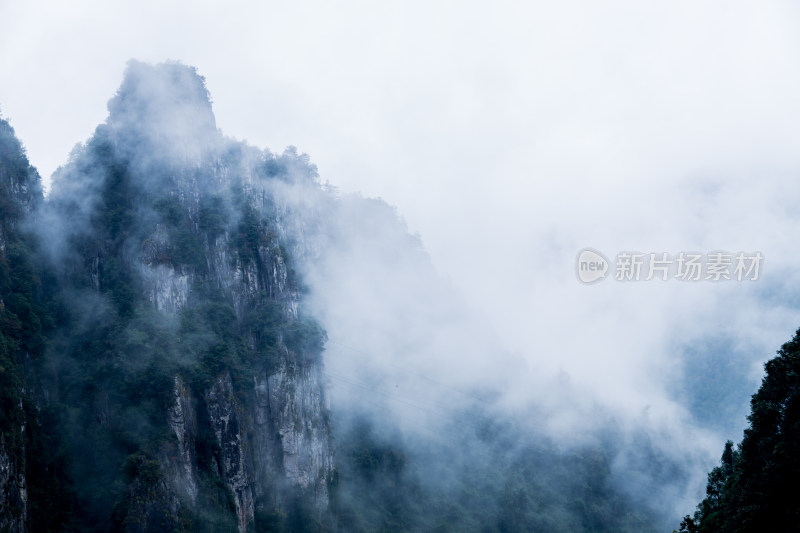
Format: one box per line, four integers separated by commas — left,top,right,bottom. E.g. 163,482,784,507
0,60,679,533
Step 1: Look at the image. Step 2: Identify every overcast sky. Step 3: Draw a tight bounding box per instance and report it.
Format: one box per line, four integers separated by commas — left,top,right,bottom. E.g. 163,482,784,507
4,0,800,510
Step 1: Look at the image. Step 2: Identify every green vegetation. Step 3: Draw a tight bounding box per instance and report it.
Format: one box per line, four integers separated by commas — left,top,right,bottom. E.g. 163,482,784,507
680,328,800,532
0,117,68,530
330,415,660,533
0,107,327,530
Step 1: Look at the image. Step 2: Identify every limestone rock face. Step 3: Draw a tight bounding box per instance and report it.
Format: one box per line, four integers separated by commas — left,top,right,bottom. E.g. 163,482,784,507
0,435,27,533
0,62,336,532
124,75,333,531
106,63,333,532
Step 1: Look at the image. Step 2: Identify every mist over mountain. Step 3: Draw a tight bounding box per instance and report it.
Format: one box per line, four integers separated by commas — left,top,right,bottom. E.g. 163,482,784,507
0,60,747,532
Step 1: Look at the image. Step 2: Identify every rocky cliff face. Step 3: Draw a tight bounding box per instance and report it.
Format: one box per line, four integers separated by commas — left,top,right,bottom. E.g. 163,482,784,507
0,62,338,532
0,117,44,533
25,61,335,532
0,433,27,533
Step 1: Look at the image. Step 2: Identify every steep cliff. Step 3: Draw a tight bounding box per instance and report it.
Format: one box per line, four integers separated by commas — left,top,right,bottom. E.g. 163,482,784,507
33,61,334,532
0,117,54,533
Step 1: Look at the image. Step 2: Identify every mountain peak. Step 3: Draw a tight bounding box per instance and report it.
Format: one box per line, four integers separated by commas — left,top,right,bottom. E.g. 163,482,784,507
106,60,218,160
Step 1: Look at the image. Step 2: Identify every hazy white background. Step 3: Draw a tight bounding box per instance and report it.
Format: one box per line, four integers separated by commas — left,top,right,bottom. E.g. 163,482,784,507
4,0,800,514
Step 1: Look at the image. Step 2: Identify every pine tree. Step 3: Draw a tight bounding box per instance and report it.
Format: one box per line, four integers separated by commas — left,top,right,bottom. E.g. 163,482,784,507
688,328,800,532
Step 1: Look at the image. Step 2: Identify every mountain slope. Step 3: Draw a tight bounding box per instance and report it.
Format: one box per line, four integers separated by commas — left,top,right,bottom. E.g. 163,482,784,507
33,61,334,532
0,60,681,532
